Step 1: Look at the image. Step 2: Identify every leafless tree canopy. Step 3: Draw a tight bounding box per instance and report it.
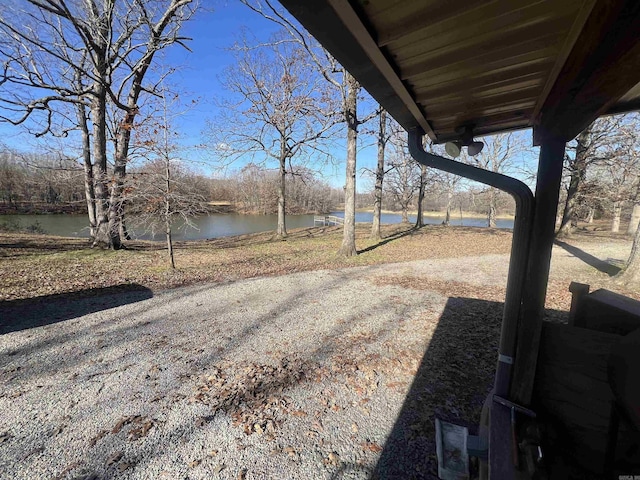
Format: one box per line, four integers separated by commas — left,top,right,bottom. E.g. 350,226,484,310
0,0,196,248
210,30,338,238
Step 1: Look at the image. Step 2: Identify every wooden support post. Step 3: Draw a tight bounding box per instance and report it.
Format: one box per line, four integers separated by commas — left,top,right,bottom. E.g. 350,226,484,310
510,137,566,406
568,281,590,327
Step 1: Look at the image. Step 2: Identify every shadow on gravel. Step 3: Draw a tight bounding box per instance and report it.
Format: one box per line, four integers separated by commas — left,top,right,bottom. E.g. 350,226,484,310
554,240,622,276
370,296,504,479
358,227,417,254
329,462,373,479
370,297,569,480
0,284,153,334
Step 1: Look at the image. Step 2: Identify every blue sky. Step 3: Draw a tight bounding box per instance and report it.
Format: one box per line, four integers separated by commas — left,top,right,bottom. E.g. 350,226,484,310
162,1,382,187
0,1,537,190
0,1,386,189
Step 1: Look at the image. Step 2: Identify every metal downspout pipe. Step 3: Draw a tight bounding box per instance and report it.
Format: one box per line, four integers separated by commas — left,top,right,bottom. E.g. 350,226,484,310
408,128,535,398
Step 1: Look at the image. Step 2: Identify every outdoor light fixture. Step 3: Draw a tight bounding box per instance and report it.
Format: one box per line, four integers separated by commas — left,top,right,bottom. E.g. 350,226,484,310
467,140,484,156
445,141,461,158
445,125,485,157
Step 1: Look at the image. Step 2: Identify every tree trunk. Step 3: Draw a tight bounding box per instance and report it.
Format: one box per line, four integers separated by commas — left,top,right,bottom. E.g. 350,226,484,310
557,126,591,237
627,183,640,234
415,164,427,228
339,72,359,257
401,205,409,223
586,207,595,224
628,203,640,235
108,108,139,250
165,160,175,269
558,183,578,237
166,217,175,269
277,149,287,238
90,17,119,249
617,221,640,284
371,109,386,240
77,104,96,238
444,191,452,226
119,210,131,241
487,187,497,227
91,86,112,248
612,200,622,232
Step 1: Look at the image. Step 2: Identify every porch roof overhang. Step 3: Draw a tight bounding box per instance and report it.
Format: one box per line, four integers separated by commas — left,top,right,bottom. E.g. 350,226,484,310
278,0,640,145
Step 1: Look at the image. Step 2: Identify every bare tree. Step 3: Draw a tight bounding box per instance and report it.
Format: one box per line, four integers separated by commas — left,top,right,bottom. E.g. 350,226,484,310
239,0,376,256
616,222,640,284
370,108,392,240
128,90,206,267
433,142,474,226
211,32,336,239
628,182,640,235
415,164,429,228
436,171,463,226
557,117,624,237
472,133,525,227
384,133,420,224
0,0,195,249
128,156,207,264
604,160,640,233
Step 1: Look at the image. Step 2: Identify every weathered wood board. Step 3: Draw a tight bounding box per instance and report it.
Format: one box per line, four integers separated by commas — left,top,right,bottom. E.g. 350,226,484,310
532,322,637,473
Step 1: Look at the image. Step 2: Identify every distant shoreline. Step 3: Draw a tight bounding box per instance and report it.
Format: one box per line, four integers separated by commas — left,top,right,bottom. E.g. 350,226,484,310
356,208,515,220
0,206,514,220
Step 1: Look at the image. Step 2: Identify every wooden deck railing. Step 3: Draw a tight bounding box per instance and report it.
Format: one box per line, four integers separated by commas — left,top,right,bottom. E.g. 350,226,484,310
314,215,344,226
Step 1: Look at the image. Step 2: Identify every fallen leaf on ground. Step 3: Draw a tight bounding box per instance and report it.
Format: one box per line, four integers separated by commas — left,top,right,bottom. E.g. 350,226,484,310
71,473,99,480
324,451,340,466
117,461,134,472
128,417,154,440
361,442,383,453
106,451,123,466
112,415,140,434
88,429,109,447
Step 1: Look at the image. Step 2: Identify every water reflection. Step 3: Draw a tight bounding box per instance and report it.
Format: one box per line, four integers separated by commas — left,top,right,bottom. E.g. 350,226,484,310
0,212,514,240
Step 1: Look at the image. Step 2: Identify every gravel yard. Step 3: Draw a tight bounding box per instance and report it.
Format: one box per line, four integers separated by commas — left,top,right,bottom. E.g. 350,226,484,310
0,235,634,480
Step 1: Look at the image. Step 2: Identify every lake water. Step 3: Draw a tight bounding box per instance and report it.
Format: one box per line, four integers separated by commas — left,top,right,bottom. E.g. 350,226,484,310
0,212,514,241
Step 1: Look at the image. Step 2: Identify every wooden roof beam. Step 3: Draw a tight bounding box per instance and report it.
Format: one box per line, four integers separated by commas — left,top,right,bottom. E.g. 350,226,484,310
324,0,436,139
278,0,434,138
534,0,640,144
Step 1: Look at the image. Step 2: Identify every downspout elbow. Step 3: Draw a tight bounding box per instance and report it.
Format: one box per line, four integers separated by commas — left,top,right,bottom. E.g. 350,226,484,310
408,128,535,399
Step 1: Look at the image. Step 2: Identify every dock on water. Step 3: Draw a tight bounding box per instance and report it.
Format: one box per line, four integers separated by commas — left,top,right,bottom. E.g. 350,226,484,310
314,215,344,226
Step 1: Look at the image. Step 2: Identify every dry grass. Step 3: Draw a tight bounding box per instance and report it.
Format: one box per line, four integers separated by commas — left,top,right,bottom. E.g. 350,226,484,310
1,221,636,308
0,224,513,302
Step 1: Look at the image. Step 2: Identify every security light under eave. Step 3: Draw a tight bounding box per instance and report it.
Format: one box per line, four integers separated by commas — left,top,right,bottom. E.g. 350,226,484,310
445,141,461,158
467,140,484,156
445,125,485,158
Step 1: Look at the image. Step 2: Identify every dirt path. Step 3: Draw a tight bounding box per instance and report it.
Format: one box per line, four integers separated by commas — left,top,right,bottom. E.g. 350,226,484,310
0,237,635,480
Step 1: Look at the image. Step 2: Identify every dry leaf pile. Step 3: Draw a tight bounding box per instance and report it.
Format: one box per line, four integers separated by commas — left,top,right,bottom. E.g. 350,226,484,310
191,356,312,438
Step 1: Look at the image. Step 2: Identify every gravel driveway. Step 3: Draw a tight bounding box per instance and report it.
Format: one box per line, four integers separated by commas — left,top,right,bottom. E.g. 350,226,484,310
0,239,631,480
